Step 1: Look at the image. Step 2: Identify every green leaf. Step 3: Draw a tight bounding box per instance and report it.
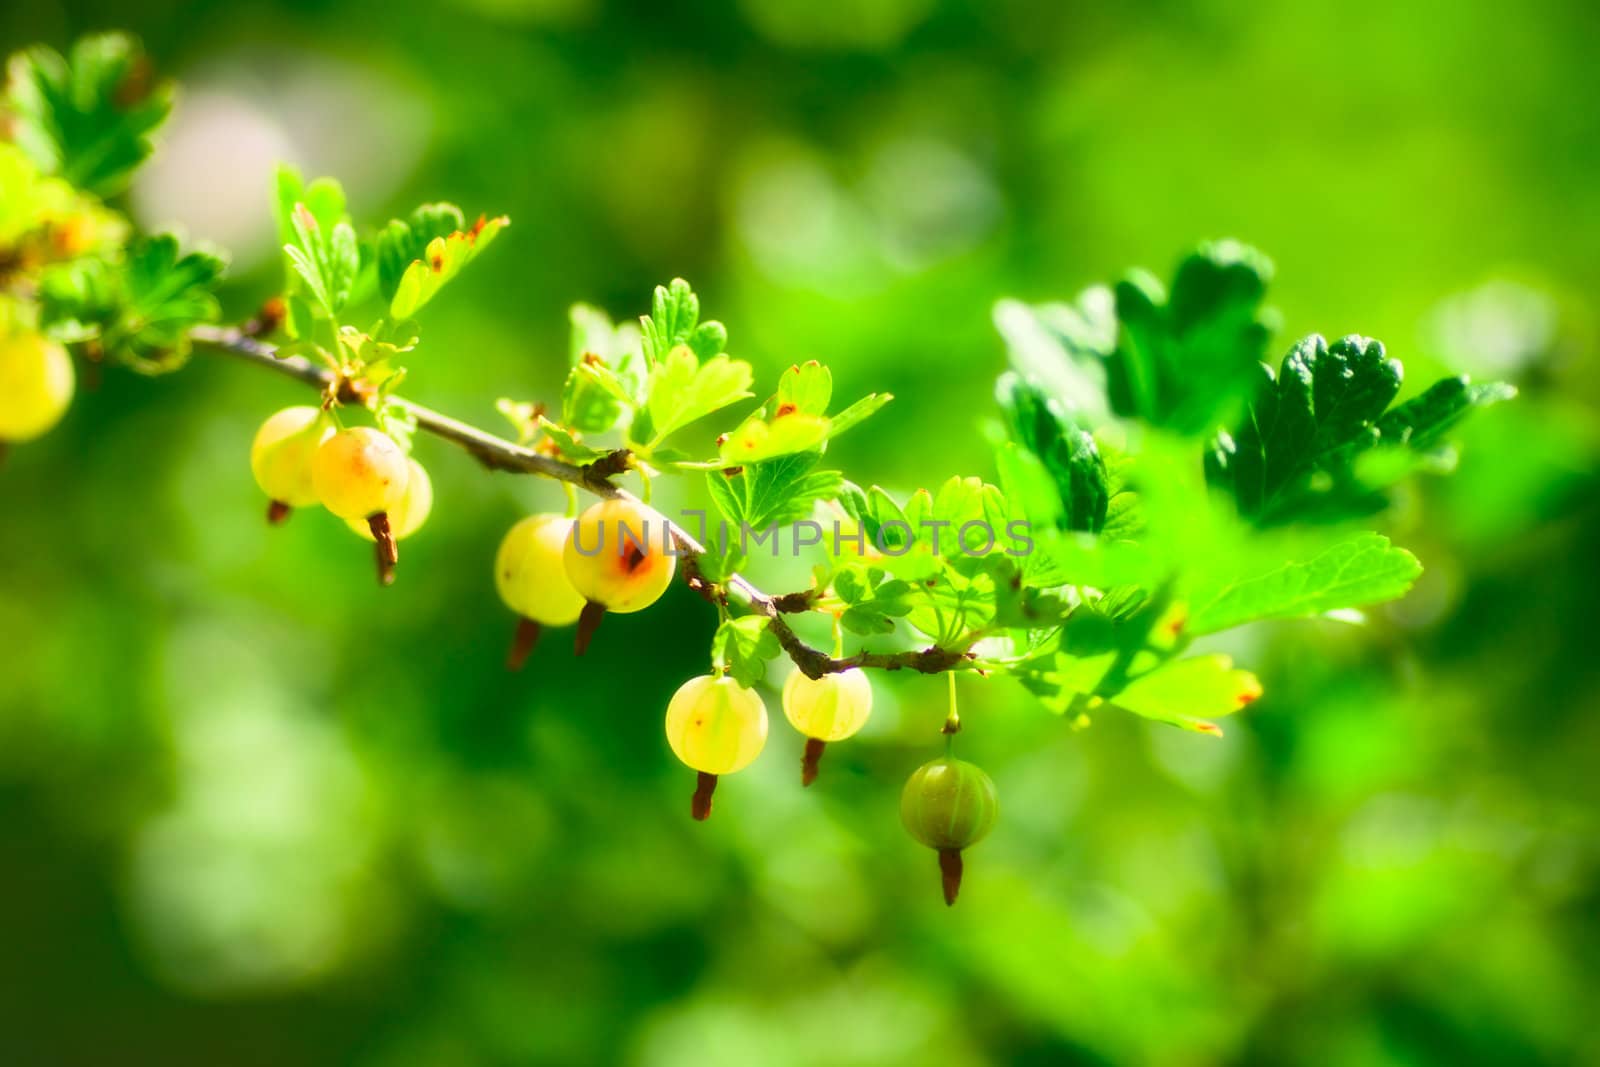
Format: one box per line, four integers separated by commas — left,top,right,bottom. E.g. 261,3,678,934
1108,240,1276,434
993,287,1116,421
997,372,1109,532
389,215,509,319
40,232,225,372
1377,376,1519,451
776,361,832,416
643,344,754,446
1208,333,1514,524
642,278,726,364
706,452,842,531
113,234,227,370
718,411,830,464
1110,655,1261,736
1185,533,1422,635
284,203,359,317
711,617,782,688
377,203,465,302
837,482,916,556
4,33,173,197
535,416,604,462
827,392,892,438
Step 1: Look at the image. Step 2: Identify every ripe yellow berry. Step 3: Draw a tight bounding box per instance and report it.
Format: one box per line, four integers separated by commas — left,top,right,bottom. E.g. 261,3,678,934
665,674,768,820
347,458,432,541
782,668,873,785
312,427,409,520
250,406,333,522
783,669,872,741
0,331,74,444
563,497,677,611
562,497,677,655
495,514,587,670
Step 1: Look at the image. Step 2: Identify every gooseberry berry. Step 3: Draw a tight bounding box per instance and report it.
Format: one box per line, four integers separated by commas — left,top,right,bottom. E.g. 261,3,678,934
346,457,432,585
781,668,873,786
250,405,334,524
664,674,768,820
562,497,677,654
495,514,587,670
312,426,410,577
900,757,998,905
0,330,74,447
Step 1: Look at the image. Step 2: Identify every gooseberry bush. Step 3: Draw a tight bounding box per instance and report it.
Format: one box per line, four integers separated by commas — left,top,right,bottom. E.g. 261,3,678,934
0,34,1515,904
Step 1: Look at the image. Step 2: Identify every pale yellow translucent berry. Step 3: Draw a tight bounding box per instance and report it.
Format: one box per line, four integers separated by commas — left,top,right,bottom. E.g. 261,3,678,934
311,427,409,520
251,406,333,510
665,674,768,776
496,514,586,626
782,668,873,742
0,331,74,443
347,458,432,541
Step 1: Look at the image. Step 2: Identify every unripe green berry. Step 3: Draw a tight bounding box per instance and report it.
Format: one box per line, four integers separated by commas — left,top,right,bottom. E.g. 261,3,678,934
312,427,409,520
0,330,74,443
900,757,997,852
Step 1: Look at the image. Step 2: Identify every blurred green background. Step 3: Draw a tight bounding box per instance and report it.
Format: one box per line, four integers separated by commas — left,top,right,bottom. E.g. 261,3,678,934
2,1,1598,1064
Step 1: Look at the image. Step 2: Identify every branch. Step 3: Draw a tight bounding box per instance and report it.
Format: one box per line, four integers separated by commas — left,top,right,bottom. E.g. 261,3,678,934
189,324,972,680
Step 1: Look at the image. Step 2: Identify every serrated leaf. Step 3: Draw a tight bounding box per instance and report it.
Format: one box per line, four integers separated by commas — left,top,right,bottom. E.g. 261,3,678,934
113,233,227,370
644,344,754,446
5,33,173,197
536,416,604,461
718,411,830,463
993,287,1116,421
1208,333,1513,524
377,203,465,302
712,616,782,688
1109,241,1275,434
706,451,842,531
41,232,225,372
997,372,1109,532
284,203,359,317
1185,533,1422,635
389,215,508,319
828,392,892,438
776,361,831,416
1110,655,1261,736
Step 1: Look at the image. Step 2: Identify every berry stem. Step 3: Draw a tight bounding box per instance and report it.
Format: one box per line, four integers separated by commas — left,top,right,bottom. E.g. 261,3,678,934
368,512,398,585
574,601,606,656
943,671,961,755
266,500,291,525
801,737,826,787
937,847,963,906
691,771,717,821
506,617,542,671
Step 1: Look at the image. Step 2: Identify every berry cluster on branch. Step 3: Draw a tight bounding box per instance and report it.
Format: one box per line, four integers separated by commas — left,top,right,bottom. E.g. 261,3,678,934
0,33,1515,904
